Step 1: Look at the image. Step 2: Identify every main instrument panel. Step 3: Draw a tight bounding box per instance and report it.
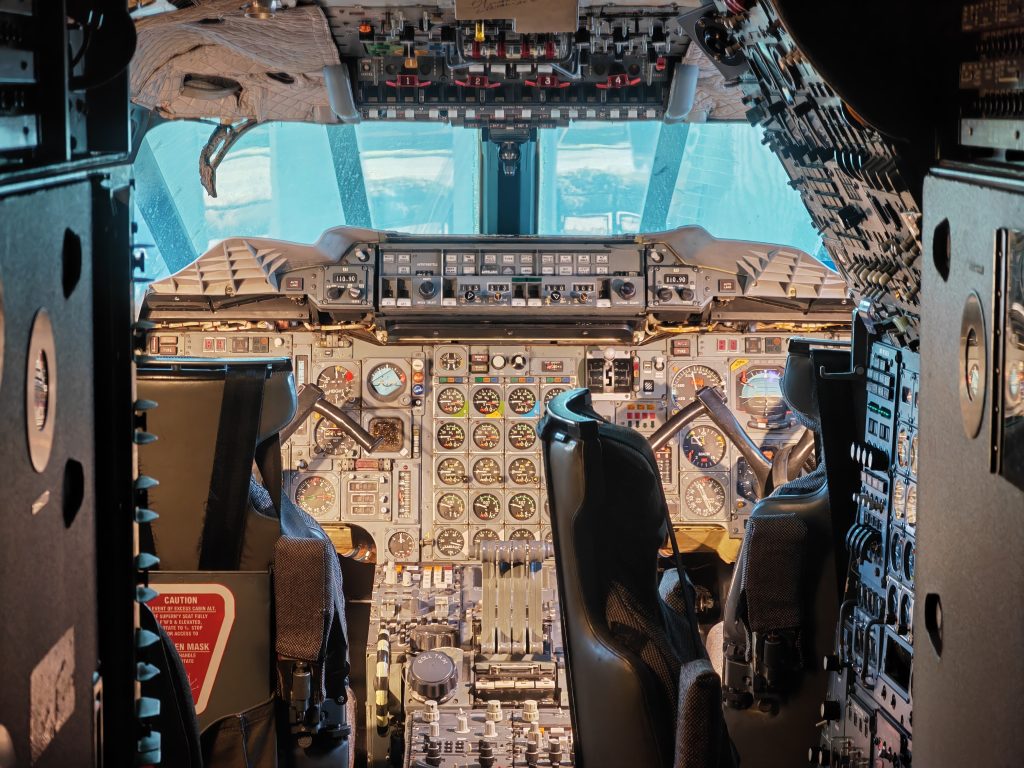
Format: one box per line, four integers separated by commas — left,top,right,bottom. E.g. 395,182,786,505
140,226,849,766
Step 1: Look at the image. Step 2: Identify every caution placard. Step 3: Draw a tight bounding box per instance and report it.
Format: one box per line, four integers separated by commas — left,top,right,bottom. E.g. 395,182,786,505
150,584,235,714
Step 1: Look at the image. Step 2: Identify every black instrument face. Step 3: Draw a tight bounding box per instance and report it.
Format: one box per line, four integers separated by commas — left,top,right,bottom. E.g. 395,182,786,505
294,476,335,517
507,422,537,450
472,492,501,521
436,492,465,521
671,365,723,408
683,425,727,468
437,422,466,450
684,476,726,517
388,530,416,560
472,387,502,415
434,528,465,557
508,457,538,485
472,457,502,485
314,416,357,455
473,422,502,450
437,457,467,486
437,387,467,415
318,364,359,404
508,492,537,521
507,387,537,415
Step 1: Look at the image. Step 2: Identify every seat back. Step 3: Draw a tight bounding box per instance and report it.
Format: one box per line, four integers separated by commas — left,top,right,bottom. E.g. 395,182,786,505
541,389,719,768
136,358,350,767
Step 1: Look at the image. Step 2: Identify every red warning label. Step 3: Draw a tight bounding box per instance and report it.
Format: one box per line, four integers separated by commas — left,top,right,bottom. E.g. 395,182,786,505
150,584,235,714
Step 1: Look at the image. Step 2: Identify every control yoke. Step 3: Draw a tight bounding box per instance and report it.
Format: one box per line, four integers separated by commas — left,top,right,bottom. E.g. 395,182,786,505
280,384,385,453
649,386,779,499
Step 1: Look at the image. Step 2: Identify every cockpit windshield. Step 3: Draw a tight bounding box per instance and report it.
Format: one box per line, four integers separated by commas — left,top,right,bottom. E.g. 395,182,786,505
134,119,827,280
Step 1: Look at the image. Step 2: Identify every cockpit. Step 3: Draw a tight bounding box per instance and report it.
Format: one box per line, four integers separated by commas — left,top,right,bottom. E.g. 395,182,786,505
1,2,1022,768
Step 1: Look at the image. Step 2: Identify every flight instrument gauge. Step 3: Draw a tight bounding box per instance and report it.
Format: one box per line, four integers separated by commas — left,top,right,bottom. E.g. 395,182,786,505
508,528,536,541
472,387,502,415
366,362,407,402
472,457,502,485
438,350,464,371
436,493,465,521
435,528,465,557
436,387,467,415
294,476,335,517
473,422,502,450
507,422,537,450
436,422,466,450
368,416,404,452
508,493,537,521
683,426,727,468
684,476,727,517
507,387,537,415
473,493,501,521
473,528,500,553
671,365,723,408
910,434,918,476
508,457,538,485
543,387,568,407
317,365,359,404
387,531,416,561
314,416,357,455
896,429,910,469
892,479,906,519
437,458,467,486
905,485,917,525
735,365,791,430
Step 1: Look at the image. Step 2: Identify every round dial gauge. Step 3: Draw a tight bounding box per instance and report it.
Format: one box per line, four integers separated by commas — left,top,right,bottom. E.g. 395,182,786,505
508,457,538,485
543,387,567,406
736,446,776,503
508,528,536,541
473,528,500,553
438,350,464,371
472,387,501,415
966,362,982,401
905,485,917,526
473,422,502,450
671,365,723,408
903,543,916,581
508,493,537,521
736,366,789,427
899,594,912,630
473,492,501,521
314,416,356,455
544,530,553,543
896,429,910,468
367,362,407,402
507,387,537,415
294,476,335,517
368,416,404,452
472,457,502,485
684,476,727,517
437,457,467,485
683,426,727,469
892,480,906,519
33,350,50,430
317,365,358,404
436,422,466,450
436,387,467,415
388,531,416,560
436,493,466,521
910,434,918,476
507,422,537,450
435,528,465,557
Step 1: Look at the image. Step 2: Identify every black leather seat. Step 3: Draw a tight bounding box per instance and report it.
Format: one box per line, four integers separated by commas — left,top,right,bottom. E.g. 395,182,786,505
136,358,351,768
540,389,734,768
721,341,840,767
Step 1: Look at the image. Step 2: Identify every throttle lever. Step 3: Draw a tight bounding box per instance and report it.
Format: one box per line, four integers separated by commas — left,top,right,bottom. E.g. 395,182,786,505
695,386,773,498
280,384,385,454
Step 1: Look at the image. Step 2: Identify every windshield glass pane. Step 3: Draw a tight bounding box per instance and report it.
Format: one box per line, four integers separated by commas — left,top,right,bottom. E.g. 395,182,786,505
135,121,480,272
538,121,824,260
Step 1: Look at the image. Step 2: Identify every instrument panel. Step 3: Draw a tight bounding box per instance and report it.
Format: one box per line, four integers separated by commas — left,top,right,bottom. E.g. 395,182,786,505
144,327,840,562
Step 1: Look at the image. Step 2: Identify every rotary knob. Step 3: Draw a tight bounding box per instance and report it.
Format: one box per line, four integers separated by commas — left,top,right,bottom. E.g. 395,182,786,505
656,287,674,302
617,280,637,299
418,280,438,299
408,650,458,701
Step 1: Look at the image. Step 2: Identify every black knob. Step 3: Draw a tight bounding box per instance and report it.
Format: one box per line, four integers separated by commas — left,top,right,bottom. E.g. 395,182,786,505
464,290,476,302
656,287,674,302
326,286,343,301
549,290,561,302
820,699,842,721
618,280,636,299
511,354,527,370
822,654,842,672
679,287,695,301
419,281,437,298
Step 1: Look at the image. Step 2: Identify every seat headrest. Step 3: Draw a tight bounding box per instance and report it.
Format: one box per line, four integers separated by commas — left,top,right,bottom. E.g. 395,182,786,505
782,342,819,430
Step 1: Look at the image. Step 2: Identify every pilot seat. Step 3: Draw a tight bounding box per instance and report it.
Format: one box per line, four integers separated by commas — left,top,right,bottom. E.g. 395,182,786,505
540,389,736,768
136,358,351,768
720,340,844,767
